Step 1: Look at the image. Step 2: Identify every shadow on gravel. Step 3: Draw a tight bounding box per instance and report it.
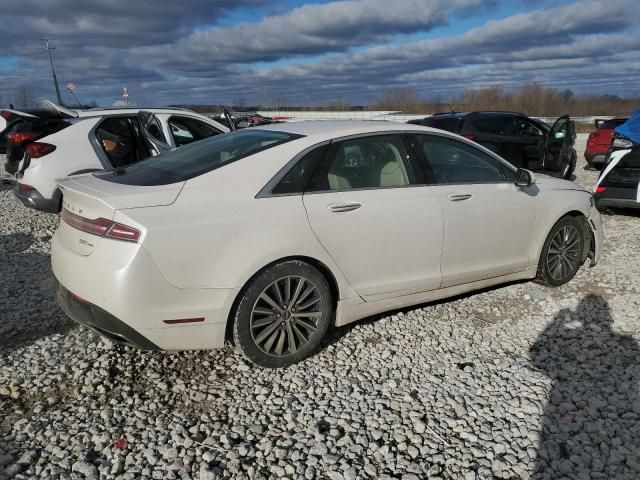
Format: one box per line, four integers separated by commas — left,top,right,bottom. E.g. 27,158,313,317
0,233,73,354
530,295,640,479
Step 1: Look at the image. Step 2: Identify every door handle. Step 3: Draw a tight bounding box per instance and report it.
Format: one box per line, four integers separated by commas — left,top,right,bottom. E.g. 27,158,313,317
329,202,362,213
448,193,472,202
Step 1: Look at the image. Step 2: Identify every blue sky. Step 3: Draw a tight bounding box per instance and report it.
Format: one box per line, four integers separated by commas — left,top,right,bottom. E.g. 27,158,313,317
0,0,638,106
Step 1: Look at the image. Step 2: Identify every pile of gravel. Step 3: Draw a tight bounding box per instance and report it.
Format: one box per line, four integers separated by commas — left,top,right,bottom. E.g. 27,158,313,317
1,139,640,479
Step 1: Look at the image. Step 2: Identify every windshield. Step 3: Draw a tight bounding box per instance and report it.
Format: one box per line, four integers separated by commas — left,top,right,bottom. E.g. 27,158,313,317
95,129,303,186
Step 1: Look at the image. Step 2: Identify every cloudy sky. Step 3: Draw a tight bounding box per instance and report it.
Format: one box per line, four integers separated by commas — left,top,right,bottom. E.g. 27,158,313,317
0,0,638,107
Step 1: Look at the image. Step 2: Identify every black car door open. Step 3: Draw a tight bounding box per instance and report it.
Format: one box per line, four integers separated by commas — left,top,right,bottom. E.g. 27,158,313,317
515,116,546,170
544,115,572,173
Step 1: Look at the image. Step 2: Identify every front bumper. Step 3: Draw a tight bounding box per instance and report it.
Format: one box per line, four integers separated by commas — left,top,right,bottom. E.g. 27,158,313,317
14,183,61,213
587,205,603,266
57,283,160,350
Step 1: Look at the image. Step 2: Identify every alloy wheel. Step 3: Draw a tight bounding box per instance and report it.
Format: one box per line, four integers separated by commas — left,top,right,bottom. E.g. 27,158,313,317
250,276,323,357
546,225,581,281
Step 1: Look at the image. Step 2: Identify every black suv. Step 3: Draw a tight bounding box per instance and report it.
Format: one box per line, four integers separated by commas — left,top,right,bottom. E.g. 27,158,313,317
409,112,577,179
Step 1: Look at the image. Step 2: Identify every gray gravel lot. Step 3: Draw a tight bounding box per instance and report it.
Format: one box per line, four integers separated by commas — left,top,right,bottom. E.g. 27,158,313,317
1,135,640,480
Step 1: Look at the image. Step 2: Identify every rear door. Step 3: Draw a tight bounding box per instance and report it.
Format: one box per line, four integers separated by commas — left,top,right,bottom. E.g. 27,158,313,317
138,111,171,156
514,116,546,170
167,115,224,148
302,133,444,300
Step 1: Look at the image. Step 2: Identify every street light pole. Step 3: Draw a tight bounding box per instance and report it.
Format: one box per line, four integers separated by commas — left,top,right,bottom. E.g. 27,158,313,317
43,38,63,105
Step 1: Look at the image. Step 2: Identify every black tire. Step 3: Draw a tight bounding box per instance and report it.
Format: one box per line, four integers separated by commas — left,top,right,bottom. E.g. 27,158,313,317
232,260,333,368
536,216,584,287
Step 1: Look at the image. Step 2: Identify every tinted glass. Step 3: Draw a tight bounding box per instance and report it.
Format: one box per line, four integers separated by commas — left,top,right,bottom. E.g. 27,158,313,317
601,118,628,129
516,118,544,136
417,135,510,184
492,116,516,135
307,135,411,191
272,145,327,195
140,112,167,143
472,117,494,134
169,116,220,147
96,129,302,186
421,117,462,132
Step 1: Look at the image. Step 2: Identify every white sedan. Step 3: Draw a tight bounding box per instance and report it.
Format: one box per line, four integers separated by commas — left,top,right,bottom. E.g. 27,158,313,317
51,121,603,367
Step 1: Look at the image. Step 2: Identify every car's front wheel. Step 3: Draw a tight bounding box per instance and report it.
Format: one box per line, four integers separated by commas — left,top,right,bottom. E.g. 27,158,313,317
536,216,584,287
232,260,333,368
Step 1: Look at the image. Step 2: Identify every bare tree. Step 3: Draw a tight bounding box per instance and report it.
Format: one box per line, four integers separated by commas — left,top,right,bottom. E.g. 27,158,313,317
13,86,37,108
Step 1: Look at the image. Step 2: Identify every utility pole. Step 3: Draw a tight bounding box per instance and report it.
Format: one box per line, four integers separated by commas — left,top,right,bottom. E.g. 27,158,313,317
42,38,63,105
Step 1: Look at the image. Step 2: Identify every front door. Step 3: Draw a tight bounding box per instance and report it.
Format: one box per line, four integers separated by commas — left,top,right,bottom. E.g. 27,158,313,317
302,134,444,300
544,115,572,173
413,133,538,287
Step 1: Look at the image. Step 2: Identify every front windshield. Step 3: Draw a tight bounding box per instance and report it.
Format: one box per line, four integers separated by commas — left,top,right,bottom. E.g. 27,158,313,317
95,129,302,186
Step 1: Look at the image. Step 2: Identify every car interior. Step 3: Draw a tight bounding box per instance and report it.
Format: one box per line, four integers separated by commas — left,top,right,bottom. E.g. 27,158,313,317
323,137,410,190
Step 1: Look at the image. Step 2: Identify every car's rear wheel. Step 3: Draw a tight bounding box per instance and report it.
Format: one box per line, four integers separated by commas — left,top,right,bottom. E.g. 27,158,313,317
536,216,584,287
232,260,333,368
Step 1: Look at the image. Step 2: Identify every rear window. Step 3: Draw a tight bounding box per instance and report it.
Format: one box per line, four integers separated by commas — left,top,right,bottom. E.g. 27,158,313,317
601,118,628,129
94,129,303,186
421,117,463,132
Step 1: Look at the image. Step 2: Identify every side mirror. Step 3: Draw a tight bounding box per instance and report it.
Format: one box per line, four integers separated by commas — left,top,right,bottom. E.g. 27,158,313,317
515,168,536,187
554,131,566,140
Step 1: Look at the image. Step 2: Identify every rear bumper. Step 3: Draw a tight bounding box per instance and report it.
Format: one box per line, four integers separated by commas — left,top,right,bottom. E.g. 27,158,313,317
585,153,606,166
57,283,160,350
51,225,237,350
14,183,61,213
594,187,639,210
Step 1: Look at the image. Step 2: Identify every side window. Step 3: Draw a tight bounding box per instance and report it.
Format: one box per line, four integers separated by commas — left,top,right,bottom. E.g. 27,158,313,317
272,145,328,195
416,135,509,184
492,116,516,135
95,117,143,168
516,118,544,137
472,116,494,134
307,135,411,191
140,112,167,143
169,116,221,147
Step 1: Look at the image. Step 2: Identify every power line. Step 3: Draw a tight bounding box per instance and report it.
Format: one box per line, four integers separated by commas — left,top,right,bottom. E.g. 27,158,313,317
42,38,63,105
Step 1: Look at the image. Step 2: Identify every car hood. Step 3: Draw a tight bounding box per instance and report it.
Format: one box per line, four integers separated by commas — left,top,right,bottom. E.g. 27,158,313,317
534,174,589,193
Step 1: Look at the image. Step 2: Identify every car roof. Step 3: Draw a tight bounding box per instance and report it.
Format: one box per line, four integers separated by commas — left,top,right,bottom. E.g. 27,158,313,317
75,107,202,118
253,120,442,139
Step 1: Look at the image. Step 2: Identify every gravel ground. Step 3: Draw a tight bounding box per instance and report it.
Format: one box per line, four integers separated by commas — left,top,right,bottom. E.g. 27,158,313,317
1,135,639,480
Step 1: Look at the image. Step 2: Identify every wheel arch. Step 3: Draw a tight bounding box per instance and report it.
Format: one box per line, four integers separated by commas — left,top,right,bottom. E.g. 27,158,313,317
224,255,341,342
535,209,591,267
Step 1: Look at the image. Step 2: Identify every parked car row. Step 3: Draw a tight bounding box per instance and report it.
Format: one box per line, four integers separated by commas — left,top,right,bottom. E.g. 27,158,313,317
0,101,607,367
1,101,230,212
409,111,577,179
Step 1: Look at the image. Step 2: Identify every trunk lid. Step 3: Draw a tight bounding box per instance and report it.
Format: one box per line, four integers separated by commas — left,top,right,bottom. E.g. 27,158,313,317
57,174,184,255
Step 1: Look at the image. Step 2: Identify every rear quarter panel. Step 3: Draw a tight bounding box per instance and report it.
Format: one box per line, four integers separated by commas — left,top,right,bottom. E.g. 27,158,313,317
21,118,103,198
119,140,358,300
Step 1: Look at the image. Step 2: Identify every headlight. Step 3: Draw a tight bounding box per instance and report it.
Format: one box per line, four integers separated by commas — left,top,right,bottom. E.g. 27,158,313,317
612,137,633,149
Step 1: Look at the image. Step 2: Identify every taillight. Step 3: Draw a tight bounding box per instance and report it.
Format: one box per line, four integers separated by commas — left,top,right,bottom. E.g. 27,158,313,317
594,186,606,194
463,134,477,141
18,183,36,192
61,209,141,243
8,131,34,143
25,142,56,158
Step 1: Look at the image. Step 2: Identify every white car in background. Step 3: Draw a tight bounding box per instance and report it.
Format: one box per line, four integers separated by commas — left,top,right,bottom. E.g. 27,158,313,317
51,121,602,367
3,101,229,212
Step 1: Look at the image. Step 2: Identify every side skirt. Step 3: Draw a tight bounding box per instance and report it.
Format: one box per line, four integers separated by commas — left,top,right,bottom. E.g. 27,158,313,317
334,267,536,327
